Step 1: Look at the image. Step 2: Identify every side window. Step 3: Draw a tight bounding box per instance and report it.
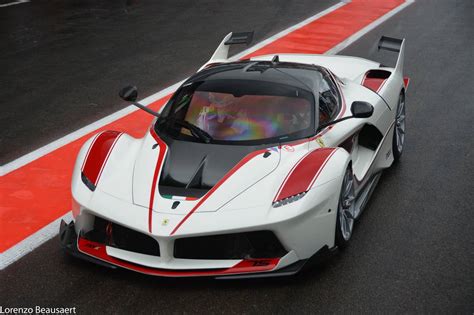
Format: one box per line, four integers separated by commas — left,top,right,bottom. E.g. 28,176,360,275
319,74,340,124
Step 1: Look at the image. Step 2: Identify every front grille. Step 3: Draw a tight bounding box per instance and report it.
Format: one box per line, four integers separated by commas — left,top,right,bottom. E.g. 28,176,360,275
83,216,160,256
174,231,287,260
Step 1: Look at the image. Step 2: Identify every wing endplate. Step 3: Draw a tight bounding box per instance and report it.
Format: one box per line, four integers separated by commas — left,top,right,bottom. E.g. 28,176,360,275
378,36,405,74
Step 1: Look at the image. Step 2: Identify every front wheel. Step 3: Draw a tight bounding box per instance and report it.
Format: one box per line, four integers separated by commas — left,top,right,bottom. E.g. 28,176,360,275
392,92,406,162
335,166,356,248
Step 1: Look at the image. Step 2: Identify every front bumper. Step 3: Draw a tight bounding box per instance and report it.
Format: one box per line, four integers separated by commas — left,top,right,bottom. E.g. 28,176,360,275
59,220,307,279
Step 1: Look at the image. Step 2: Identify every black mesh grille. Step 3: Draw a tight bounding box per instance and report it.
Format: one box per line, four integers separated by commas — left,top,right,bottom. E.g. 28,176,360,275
174,231,287,259
83,216,160,256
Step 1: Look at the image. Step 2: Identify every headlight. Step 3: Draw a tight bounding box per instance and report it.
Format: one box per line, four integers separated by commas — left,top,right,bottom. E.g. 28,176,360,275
272,192,306,208
81,172,96,191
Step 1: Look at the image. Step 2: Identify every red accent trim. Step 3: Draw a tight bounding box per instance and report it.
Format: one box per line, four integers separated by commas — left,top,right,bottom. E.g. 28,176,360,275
148,129,168,233
363,76,385,92
362,70,391,93
307,149,337,189
78,238,279,277
80,133,100,171
170,149,268,235
81,131,122,186
403,77,410,90
274,148,337,202
274,151,312,200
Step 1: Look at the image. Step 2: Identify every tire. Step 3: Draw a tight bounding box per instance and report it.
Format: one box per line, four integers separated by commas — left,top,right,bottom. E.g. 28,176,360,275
335,166,356,248
392,91,406,162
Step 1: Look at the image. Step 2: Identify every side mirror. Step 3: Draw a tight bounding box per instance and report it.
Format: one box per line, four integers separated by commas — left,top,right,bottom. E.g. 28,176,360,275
119,85,138,102
351,101,374,118
318,101,374,131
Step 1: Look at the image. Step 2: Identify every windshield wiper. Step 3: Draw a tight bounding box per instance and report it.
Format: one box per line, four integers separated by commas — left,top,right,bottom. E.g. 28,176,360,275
157,116,213,143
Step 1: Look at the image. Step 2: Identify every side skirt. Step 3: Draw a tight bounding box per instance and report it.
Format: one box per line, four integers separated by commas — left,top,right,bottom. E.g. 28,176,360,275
354,172,382,219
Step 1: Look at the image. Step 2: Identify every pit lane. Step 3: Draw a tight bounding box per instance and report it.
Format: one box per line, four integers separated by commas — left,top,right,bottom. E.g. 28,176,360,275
1,0,473,313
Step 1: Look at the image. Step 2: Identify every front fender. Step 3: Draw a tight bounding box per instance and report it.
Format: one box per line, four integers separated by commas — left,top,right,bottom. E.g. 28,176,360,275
274,147,350,203
309,147,350,190
71,130,142,217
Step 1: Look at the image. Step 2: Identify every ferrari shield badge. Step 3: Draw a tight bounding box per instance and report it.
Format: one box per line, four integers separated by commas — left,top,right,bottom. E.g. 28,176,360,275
316,137,325,148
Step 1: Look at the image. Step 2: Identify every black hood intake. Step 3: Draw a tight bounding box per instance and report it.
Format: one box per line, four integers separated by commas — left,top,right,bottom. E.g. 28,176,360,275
158,136,261,198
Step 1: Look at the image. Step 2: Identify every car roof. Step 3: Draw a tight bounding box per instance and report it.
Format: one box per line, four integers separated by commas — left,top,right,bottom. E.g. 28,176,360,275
186,61,323,93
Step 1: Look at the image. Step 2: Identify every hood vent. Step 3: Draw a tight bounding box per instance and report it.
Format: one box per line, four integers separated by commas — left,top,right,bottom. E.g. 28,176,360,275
158,137,255,198
185,155,207,189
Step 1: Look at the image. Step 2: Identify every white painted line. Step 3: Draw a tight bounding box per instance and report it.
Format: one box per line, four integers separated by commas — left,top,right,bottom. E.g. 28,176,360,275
0,0,29,8
0,0,414,269
0,81,184,176
230,1,347,61
0,1,347,177
0,212,73,269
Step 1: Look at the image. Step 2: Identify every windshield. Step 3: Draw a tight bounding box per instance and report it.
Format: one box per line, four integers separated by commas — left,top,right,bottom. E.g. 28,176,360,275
157,79,315,145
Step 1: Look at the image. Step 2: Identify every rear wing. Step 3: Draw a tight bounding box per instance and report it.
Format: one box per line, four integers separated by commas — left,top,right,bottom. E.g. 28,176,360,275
224,32,254,45
378,36,405,74
199,31,254,70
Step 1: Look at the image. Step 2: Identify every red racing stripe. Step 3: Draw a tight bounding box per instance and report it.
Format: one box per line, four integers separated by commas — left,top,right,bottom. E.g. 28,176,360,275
78,238,279,277
170,149,268,235
149,128,168,233
403,77,410,90
274,148,337,202
81,131,122,186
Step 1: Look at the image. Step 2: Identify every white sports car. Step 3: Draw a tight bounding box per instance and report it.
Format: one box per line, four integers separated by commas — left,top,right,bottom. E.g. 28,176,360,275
60,32,409,278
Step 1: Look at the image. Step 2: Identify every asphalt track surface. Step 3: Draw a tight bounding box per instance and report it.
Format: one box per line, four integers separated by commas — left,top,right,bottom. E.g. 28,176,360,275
1,0,474,313
0,0,337,164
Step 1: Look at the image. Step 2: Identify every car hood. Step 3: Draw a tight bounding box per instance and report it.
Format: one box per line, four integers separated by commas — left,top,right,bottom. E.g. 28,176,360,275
131,132,281,215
